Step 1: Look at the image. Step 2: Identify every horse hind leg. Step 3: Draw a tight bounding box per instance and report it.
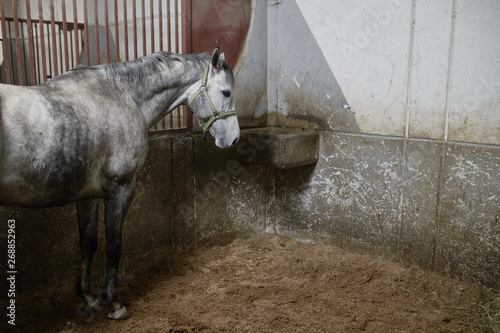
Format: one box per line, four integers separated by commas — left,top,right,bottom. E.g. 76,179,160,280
75,199,103,315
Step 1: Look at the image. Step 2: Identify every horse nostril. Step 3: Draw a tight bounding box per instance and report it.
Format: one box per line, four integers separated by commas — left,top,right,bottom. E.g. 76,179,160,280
232,138,238,146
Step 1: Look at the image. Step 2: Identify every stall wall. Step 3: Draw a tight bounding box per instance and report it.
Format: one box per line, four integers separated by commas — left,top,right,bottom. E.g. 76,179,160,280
253,0,499,288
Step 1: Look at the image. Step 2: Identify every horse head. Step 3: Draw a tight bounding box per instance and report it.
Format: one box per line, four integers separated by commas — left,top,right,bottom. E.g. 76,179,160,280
188,47,240,149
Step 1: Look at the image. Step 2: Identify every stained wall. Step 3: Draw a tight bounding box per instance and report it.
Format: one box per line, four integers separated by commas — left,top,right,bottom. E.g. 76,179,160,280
248,0,499,288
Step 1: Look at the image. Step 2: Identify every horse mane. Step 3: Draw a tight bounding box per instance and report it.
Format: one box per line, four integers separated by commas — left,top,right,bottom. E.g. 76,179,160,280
70,52,233,83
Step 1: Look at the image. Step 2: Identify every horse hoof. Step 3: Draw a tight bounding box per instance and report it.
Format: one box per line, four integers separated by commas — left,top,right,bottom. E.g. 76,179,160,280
108,306,129,320
77,299,103,314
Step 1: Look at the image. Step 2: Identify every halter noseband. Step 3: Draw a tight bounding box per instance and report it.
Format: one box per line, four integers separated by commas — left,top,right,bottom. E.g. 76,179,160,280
188,60,237,140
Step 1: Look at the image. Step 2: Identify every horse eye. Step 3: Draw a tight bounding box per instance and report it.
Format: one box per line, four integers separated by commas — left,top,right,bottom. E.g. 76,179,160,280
222,90,231,98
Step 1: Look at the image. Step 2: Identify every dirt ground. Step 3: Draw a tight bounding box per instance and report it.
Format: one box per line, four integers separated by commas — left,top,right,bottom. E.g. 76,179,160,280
18,234,498,332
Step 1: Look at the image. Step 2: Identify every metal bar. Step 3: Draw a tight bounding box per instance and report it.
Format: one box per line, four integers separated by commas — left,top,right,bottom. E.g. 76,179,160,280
150,0,154,53
166,0,170,52
38,0,48,81
83,0,90,65
8,22,15,83
34,22,40,83
19,22,27,83
20,21,28,84
45,22,52,78
181,0,191,54
182,0,192,128
2,15,84,27
57,24,63,73
132,0,137,59
104,0,109,63
158,0,163,51
122,0,128,61
69,25,74,68
72,0,80,65
141,0,146,56
61,0,70,71
114,0,119,61
0,1,11,83
94,0,100,64
50,0,59,77
25,0,37,85
174,0,179,53
13,0,23,85
80,29,85,64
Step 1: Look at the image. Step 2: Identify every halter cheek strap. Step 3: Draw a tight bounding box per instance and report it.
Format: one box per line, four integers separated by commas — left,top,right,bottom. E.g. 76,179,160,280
188,60,237,140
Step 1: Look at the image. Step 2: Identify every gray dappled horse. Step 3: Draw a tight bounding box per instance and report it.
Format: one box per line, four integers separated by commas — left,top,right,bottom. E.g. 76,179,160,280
0,48,239,319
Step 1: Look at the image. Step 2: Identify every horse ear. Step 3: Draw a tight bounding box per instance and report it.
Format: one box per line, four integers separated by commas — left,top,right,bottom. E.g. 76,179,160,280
211,46,221,69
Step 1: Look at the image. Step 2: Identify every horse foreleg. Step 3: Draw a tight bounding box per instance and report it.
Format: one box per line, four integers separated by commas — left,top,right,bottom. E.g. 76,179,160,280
102,181,135,320
76,199,102,314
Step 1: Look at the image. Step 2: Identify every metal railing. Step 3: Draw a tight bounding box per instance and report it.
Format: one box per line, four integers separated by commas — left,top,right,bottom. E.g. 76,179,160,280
0,16,84,85
0,0,192,131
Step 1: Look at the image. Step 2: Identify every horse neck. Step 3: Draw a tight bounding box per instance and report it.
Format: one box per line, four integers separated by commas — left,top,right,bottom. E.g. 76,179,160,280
123,58,205,128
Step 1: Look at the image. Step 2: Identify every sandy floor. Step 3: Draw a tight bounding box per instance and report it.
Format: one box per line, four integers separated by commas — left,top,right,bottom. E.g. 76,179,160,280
14,234,497,332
